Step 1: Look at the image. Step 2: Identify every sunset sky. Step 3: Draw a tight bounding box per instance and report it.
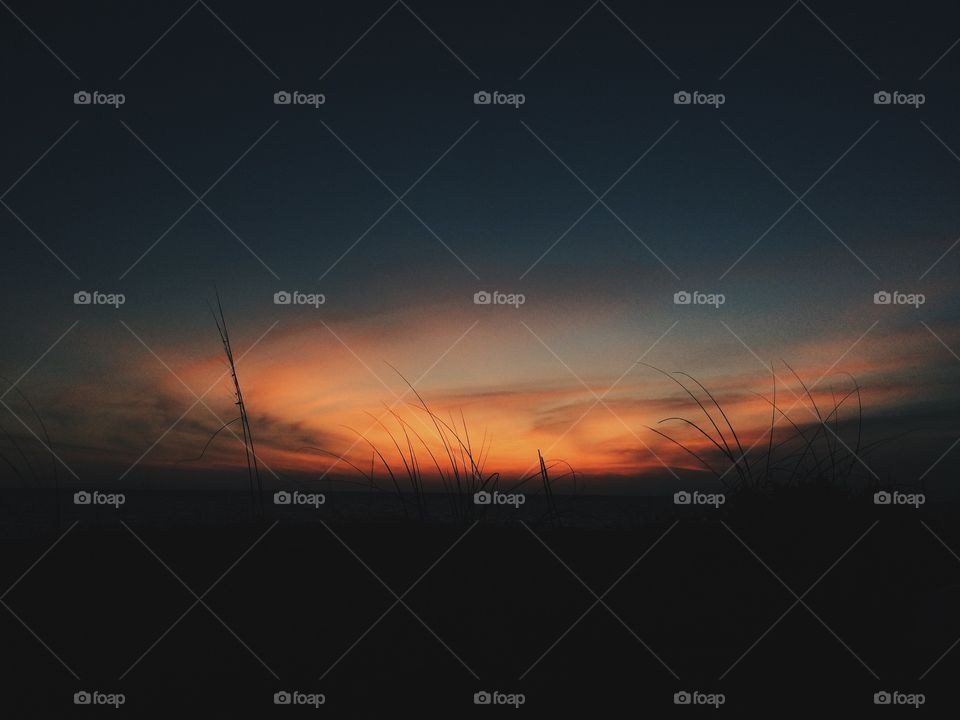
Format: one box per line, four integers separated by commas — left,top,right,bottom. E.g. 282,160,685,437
1,0,959,493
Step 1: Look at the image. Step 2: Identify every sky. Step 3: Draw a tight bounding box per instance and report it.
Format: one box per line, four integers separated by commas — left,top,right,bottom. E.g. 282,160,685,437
1,0,959,493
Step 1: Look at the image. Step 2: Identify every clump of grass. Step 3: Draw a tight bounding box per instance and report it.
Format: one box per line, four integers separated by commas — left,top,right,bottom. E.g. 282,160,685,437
0,378,60,526
642,361,901,496
310,370,577,525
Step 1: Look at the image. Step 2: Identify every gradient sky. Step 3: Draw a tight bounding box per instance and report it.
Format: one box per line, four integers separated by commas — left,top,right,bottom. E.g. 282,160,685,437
1,0,959,493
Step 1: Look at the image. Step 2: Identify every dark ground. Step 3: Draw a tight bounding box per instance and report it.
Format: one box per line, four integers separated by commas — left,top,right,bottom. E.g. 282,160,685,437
1,488,958,717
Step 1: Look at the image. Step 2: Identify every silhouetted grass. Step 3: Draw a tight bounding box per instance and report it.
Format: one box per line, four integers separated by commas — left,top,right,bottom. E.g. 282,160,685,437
0,377,60,525
642,361,910,498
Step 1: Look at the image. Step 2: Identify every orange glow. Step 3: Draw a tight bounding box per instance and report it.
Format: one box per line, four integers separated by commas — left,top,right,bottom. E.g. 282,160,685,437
92,312,949,487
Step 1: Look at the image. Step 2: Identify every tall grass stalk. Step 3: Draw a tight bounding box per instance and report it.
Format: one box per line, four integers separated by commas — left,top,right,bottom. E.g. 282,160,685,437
212,293,263,520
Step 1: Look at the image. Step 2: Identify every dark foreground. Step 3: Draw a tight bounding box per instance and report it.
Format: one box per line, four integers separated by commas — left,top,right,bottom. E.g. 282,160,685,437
1,488,958,717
